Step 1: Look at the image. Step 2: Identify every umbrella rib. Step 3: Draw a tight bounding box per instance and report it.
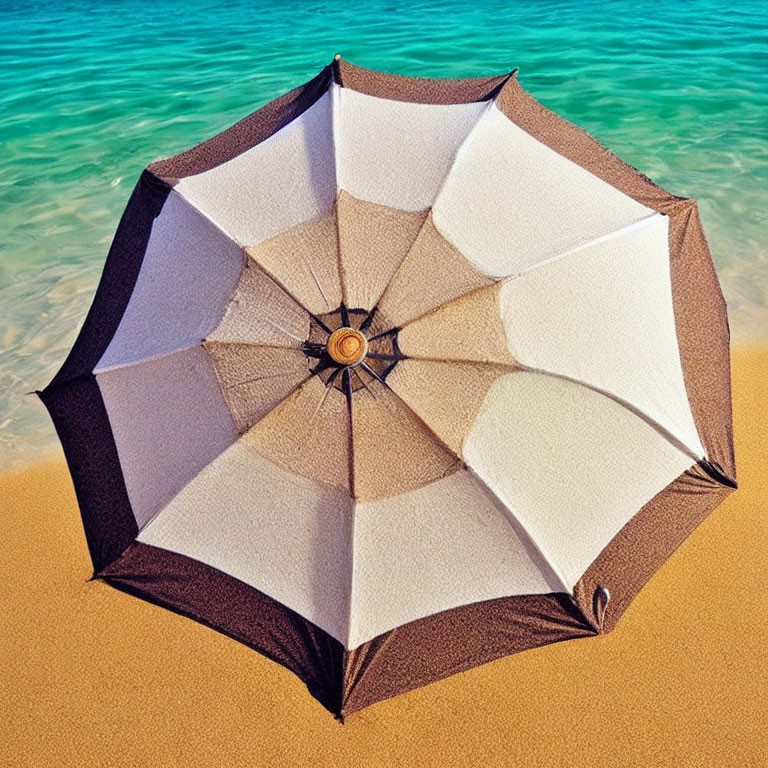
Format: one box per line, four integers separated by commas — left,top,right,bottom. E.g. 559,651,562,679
341,364,357,651
393,354,514,370
358,359,574,596
352,366,376,399
358,361,386,385
462,465,573,594
334,209,351,313
330,87,355,319
92,342,201,376
204,340,320,357
241,248,334,335
307,369,339,430
364,328,397,343
363,352,407,362
259,315,308,343
225,370,307,389
342,365,356,499
340,367,356,507
394,281,499,336
333,83,359,651
342,366,354,415
325,366,342,389
502,212,662,284
302,254,333,312
518,363,703,462
310,313,334,335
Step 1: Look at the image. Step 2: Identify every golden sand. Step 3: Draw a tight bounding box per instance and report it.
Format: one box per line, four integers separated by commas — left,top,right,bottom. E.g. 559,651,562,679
1,349,766,767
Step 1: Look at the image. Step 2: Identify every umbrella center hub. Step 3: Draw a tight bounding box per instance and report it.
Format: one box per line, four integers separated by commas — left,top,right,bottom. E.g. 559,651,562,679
327,327,368,366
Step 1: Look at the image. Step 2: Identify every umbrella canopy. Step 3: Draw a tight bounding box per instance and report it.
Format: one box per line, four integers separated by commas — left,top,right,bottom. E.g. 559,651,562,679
40,56,736,719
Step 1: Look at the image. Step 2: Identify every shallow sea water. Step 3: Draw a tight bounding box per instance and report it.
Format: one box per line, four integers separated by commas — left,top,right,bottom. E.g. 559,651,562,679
1,0,766,467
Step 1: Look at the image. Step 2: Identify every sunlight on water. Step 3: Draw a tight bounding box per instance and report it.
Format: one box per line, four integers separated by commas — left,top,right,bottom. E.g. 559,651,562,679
1,0,766,467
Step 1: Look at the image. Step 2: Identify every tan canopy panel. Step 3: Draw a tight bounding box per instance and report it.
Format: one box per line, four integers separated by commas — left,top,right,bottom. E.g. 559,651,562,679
41,56,735,720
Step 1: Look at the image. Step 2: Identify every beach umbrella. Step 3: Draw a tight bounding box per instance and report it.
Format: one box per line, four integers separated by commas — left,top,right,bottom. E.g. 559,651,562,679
40,56,736,719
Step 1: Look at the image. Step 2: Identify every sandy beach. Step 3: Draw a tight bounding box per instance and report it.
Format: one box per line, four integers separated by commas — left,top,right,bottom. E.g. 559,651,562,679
1,347,766,767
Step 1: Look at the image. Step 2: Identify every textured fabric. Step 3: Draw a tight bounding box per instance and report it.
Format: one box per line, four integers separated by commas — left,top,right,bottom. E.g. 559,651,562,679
572,463,734,632
98,542,593,720
204,342,311,434
205,257,311,347
341,593,594,716
334,58,512,105
499,213,704,458
137,440,354,644
350,377,461,503
333,84,487,210
174,92,336,247
336,191,427,311
386,359,509,455
566,201,738,634
397,282,514,365
38,376,138,572
244,207,342,316
95,190,243,372
376,213,494,329
491,76,734,483
494,73,683,215
347,469,561,648
243,375,352,492
149,66,333,182
99,541,346,716
97,345,238,529
49,170,172,386
668,202,735,478
464,371,697,589
39,169,172,569
433,104,654,278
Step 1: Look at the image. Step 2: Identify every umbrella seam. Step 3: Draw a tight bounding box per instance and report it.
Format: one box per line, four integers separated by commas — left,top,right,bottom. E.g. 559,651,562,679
355,97,497,331
516,363,704,464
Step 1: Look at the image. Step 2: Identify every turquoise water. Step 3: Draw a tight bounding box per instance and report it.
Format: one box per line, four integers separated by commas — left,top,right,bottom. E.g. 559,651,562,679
1,0,767,467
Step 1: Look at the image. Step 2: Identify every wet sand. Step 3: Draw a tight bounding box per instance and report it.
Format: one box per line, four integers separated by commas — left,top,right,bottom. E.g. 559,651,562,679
2,348,766,767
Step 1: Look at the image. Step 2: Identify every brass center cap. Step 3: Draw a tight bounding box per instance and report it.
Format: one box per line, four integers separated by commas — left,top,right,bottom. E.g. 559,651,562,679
327,327,368,366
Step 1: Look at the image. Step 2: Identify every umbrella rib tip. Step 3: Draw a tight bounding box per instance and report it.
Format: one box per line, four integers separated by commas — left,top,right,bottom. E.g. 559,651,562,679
593,586,611,632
